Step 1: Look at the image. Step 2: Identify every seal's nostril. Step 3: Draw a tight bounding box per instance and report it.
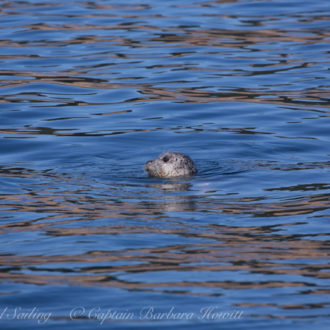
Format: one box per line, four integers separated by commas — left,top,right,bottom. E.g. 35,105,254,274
145,160,152,169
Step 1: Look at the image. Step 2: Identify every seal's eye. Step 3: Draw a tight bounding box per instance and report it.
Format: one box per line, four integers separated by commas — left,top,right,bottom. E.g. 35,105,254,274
162,156,169,162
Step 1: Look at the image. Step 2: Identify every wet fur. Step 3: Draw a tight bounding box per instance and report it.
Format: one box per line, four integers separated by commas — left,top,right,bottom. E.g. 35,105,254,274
145,152,197,178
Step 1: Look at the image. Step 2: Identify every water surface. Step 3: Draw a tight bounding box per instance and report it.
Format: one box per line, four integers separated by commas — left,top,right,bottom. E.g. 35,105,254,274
0,0,329,329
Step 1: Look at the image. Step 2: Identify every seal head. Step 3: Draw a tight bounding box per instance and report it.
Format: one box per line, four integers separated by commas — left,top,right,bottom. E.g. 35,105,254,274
145,152,197,178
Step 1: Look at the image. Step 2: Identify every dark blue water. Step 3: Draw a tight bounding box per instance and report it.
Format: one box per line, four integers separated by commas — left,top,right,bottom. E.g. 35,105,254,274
0,0,329,329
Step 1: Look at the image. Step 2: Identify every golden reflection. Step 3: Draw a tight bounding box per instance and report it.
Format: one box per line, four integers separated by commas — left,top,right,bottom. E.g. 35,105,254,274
0,0,329,308
1,70,329,113
0,167,328,295
1,9,329,115
0,222,328,293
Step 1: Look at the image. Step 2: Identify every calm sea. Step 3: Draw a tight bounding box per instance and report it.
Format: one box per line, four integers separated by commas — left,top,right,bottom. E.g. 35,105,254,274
0,0,329,329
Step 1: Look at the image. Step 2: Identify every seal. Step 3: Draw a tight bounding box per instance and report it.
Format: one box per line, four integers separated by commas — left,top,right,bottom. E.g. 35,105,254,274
145,152,197,178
